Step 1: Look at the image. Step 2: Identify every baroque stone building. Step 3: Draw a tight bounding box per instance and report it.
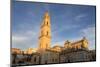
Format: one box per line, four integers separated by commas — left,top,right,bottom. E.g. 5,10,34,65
60,49,92,63
12,48,22,54
11,11,95,66
25,48,37,55
30,52,40,64
40,49,59,64
64,37,88,50
37,11,94,64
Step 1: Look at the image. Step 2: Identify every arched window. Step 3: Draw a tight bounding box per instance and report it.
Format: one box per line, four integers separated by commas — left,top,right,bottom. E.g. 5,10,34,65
47,31,48,35
47,21,48,25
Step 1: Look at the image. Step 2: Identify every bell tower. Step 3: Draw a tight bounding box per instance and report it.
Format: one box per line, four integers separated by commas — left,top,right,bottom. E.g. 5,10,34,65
38,11,51,50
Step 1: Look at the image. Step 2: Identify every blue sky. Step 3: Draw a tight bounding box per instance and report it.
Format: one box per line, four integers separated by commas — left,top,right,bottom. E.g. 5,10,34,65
12,1,96,50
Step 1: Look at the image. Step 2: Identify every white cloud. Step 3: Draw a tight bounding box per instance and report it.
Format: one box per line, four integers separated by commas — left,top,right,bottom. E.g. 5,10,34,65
80,24,95,49
12,27,39,50
75,14,87,21
12,35,28,43
81,25,95,38
12,28,38,42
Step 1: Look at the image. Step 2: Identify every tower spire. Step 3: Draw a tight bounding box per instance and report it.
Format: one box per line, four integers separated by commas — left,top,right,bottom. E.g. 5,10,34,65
41,11,51,27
